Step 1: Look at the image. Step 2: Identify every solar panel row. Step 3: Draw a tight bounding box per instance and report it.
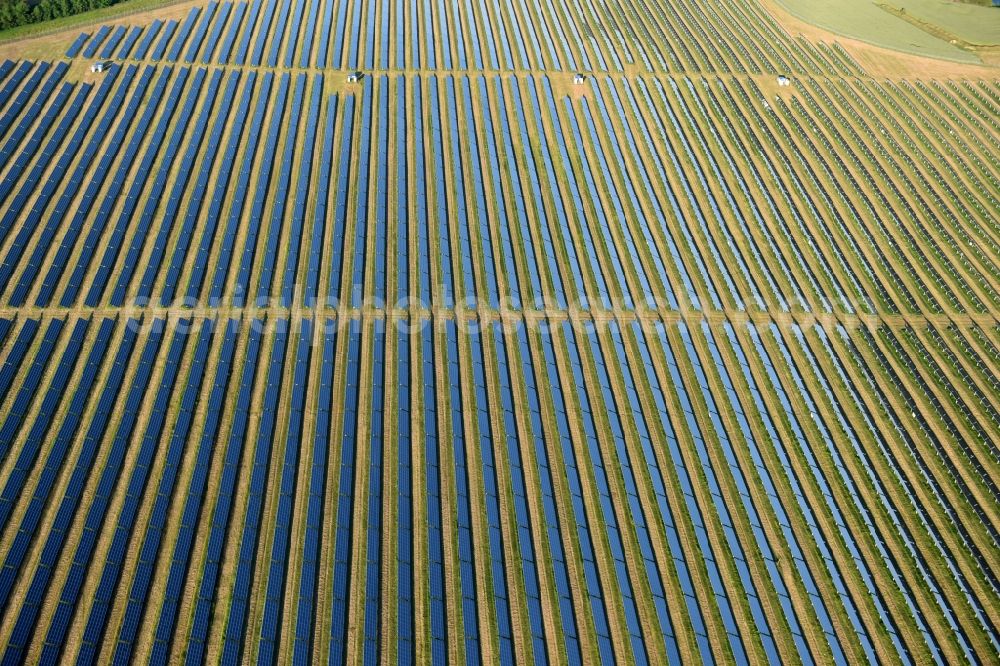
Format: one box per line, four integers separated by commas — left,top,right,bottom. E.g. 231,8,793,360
67,0,860,76
0,310,993,662
8,67,974,315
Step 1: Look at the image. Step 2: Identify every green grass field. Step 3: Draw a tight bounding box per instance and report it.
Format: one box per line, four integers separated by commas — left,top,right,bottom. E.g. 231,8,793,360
772,0,999,61
891,0,1000,44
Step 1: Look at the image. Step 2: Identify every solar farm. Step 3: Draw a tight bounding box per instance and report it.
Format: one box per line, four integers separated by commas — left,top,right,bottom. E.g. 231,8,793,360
0,0,998,663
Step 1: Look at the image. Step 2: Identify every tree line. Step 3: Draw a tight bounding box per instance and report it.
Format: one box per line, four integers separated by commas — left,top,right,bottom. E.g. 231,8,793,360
0,0,120,32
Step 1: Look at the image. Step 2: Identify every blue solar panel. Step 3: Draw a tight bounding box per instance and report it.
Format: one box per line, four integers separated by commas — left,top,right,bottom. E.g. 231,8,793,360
345,75,374,308
278,0,305,67
387,0,403,66
814,324,990,655
65,32,88,57
295,0,318,67
257,319,313,663
4,58,32,94
281,74,329,307
684,80,797,309
505,321,582,662
133,20,163,59
120,319,233,663
219,319,288,665
107,321,211,661
265,0,292,67
534,321,617,663
52,323,189,660
639,78,747,310
457,78,501,309
160,69,241,306
81,24,110,58
344,0,363,67
649,321,765,662
202,69,271,302
418,0,433,68
743,323,889,654
167,7,201,61
663,83,767,308
525,78,591,309
370,76,390,307
216,2,246,64
604,85,690,308
328,318,363,663
411,78,431,307
26,64,141,306
0,80,89,292
306,0,329,65
442,321,480,658
623,81,715,308
3,10,989,665
0,317,135,638
391,78,409,306
428,77,456,309
417,322,447,663
117,25,142,58
466,323,516,662
613,322,712,659
0,60,50,136
0,318,64,453
304,92,337,304
467,81,518,308
326,92,356,305
393,324,415,663
247,0,276,65
99,24,126,58
359,0,375,68
196,4,230,63
408,0,427,69
0,78,73,188
184,2,217,62
799,324,937,657
0,317,106,538
291,320,336,663
461,0,482,68
229,71,289,307
359,318,386,664
0,318,11,351
566,87,646,309
5,308,141,659
256,72,308,305
770,323,916,661
559,321,652,664
57,65,174,306
443,77,479,308
0,61,15,90
0,62,66,175
490,78,544,308
180,318,264,662
229,0,259,64
150,20,178,61
432,0,451,69
107,67,211,306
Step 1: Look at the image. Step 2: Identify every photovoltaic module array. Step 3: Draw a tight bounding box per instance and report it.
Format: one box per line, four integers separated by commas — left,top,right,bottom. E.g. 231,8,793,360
0,0,997,663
